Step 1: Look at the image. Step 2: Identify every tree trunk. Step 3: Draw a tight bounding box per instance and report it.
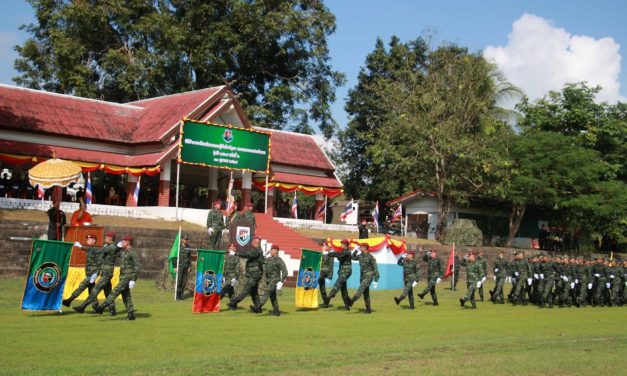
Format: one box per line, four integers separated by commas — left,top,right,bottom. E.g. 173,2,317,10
506,203,526,247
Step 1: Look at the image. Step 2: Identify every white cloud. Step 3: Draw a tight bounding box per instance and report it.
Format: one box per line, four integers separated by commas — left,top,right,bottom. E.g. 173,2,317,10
484,13,625,104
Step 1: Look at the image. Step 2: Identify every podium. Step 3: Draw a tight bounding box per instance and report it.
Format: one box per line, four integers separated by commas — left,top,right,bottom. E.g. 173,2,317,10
64,225,105,267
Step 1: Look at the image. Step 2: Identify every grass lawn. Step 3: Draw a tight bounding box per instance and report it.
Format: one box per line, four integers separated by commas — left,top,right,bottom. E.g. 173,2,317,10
0,277,625,376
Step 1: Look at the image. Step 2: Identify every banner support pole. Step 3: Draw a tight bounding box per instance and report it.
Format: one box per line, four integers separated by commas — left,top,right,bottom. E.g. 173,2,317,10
175,162,181,220
264,174,269,214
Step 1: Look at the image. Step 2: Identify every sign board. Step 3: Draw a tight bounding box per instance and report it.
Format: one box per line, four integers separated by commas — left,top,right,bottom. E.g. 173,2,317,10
179,119,271,173
229,217,255,252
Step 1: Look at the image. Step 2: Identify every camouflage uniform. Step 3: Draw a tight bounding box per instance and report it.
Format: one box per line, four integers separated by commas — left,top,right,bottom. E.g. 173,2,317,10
538,259,557,308
228,246,264,310
206,209,224,250
318,253,334,302
394,255,420,309
559,260,574,307
220,253,241,301
510,257,531,305
324,247,353,310
607,263,622,306
573,260,588,307
418,253,443,305
96,246,140,318
256,254,288,315
173,243,191,299
460,258,482,308
490,257,509,304
232,210,257,230
74,243,119,314
591,262,608,306
63,244,103,308
477,255,488,301
452,255,460,291
349,250,379,313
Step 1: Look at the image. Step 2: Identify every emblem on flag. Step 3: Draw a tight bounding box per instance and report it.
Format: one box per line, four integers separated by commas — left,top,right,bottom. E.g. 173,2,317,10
236,226,251,246
201,270,219,295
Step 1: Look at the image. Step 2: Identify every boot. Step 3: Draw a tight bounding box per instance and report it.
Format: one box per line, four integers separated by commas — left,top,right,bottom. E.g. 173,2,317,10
364,305,372,314
228,303,237,311
273,307,281,316
62,298,73,307
73,305,85,314
394,297,401,305
459,297,466,307
433,299,438,306
347,297,354,307
126,311,136,320
322,297,330,307
93,302,109,314
109,307,117,316
471,300,477,309
417,292,425,300
538,298,545,308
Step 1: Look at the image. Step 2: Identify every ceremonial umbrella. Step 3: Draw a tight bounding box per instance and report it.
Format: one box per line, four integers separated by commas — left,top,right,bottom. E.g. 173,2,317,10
28,158,82,189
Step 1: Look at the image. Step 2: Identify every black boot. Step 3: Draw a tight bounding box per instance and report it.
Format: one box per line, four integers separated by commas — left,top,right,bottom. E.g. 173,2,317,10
418,292,425,300
109,307,117,316
228,302,237,310
347,297,354,307
460,297,466,307
394,297,401,305
364,305,372,314
433,299,438,306
94,302,109,314
471,300,477,309
126,311,136,320
73,305,85,314
273,307,281,316
322,297,330,308
62,298,73,307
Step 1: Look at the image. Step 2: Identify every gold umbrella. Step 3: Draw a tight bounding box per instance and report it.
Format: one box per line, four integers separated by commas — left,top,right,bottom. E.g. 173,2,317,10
28,158,83,189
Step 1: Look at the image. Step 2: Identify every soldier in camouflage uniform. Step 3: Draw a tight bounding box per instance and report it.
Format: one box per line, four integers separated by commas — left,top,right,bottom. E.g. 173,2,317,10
394,250,420,309
530,255,542,304
318,242,334,302
72,232,120,315
489,250,509,304
63,234,102,308
418,249,443,306
94,235,140,320
607,260,622,306
558,256,575,307
476,250,488,301
322,239,353,310
253,244,288,316
231,202,256,231
591,257,608,306
538,255,557,308
510,251,531,305
452,253,461,291
206,200,225,250
172,234,192,300
573,256,588,307
220,243,240,302
227,236,264,311
348,243,379,313
460,251,482,309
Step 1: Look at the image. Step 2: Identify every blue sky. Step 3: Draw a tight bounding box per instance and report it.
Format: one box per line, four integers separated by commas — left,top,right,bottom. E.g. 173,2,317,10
1,0,626,130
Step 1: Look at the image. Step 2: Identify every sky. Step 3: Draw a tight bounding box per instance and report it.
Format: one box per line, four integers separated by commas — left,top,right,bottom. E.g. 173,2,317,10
1,0,626,132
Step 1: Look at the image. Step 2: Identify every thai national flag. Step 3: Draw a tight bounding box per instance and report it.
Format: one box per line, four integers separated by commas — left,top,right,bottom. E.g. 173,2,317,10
373,201,379,228
339,199,354,221
85,174,92,205
291,193,298,219
132,176,141,205
392,204,402,222
315,201,326,221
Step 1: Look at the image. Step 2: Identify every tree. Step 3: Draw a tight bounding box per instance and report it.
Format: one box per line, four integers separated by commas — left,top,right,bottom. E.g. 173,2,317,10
13,0,345,137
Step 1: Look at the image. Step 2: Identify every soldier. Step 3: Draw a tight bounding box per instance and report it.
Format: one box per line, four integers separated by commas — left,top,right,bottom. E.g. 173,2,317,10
63,234,102,308
510,251,531,305
253,244,288,316
227,236,264,311
591,257,608,306
232,202,256,231
94,235,140,320
489,250,509,304
418,249,443,306
460,251,482,309
348,243,379,313
451,252,461,291
46,199,66,240
322,239,353,310
573,256,588,308
206,200,225,249
173,234,192,300
476,250,488,301
394,250,420,309
559,256,575,307
607,260,622,307
538,255,557,308
220,243,240,302
358,218,369,239
318,242,334,303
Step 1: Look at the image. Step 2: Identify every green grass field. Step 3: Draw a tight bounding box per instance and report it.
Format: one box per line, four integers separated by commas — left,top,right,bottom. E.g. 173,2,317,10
1,277,625,376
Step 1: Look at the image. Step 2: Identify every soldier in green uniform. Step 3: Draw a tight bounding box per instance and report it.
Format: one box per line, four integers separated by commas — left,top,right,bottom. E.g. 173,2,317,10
460,251,482,309
232,202,256,231
206,200,225,250
418,249,443,306
607,260,622,306
510,251,531,305
94,235,140,320
252,244,288,315
72,231,120,315
322,239,353,310
573,256,588,307
489,250,509,304
348,243,379,313
476,250,488,301
63,234,102,308
559,256,575,307
529,255,542,304
318,242,334,303
591,256,608,306
227,236,264,311
172,234,192,300
220,243,240,302
394,250,420,309
538,254,557,308
451,253,461,291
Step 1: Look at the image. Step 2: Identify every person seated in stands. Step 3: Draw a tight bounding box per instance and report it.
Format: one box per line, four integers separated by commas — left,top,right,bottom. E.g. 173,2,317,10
107,186,120,205
0,172,8,197
71,198,93,226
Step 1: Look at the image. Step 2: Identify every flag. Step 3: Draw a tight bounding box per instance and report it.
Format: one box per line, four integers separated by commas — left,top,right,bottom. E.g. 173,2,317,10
291,192,298,219
131,176,141,205
373,201,380,228
21,239,72,311
295,249,322,308
339,199,354,221
226,175,235,215
392,204,402,222
168,228,181,279
194,249,225,313
85,173,92,205
36,185,44,199
443,243,456,279
315,201,326,221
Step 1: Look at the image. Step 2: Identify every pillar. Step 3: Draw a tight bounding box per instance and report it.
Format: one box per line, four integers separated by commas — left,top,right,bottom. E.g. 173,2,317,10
52,186,63,203
208,168,218,207
240,171,251,209
314,192,325,222
266,187,275,217
125,174,138,207
158,160,171,207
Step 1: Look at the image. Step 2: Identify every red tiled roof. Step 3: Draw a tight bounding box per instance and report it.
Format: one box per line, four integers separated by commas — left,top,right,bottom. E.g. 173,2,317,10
271,171,343,188
386,188,436,206
257,128,335,170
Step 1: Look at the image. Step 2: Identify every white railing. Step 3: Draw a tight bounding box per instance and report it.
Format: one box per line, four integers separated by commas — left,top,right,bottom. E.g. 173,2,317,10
274,217,358,232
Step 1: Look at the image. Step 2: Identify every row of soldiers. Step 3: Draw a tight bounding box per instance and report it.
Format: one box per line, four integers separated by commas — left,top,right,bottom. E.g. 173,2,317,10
62,231,140,320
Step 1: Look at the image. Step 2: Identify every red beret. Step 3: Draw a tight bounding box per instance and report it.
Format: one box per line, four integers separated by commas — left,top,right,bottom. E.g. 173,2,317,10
245,202,253,208
407,250,415,255
468,251,476,256
341,239,350,244
105,232,116,238
86,234,96,239
253,236,262,241
122,235,133,242
227,243,236,248
271,244,279,250
213,200,221,205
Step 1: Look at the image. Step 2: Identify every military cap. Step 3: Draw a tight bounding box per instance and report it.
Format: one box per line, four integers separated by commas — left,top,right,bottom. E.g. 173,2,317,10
407,250,416,255
122,235,133,242
361,243,370,250
105,231,116,238
86,233,96,239
271,244,280,250
341,239,350,245
227,243,236,248
430,248,438,253
467,251,476,256
244,202,253,208
213,199,221,205
253,235,262,241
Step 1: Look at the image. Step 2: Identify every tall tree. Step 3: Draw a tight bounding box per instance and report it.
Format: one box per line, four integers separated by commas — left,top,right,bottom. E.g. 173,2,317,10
13,0,345,137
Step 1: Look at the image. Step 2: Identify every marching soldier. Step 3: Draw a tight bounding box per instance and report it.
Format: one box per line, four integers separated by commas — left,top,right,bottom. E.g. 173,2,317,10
173,234,192,300
318,242,334,303
451,252,461,291
206,200,225,249
227,236,264,311
94,235,140,320
591,257,608,306
510,251,531,305
460,251,482,309
348,243,379,313
72,232,120,315
489,250,509,304
322,239,353,310
394,250,420,309
220,243,240,302
253,244,288,316
63,234,102,308
477,250,488,301
607,260,622,306
538,255,557,308
418,249,443,306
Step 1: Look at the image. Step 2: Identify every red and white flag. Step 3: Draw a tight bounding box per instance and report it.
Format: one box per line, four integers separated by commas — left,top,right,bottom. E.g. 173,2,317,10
443,243,455,279
291,192,298,219
392,204,402,222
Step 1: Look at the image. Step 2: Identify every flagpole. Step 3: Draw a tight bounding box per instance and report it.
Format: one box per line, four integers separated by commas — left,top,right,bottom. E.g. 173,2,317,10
452,243,455,291
174,226,181,301
264,174,269,214
324,195,328,224
175,162,181,220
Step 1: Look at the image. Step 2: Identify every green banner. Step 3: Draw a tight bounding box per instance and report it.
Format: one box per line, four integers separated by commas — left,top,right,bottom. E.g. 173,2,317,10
180,119,270,172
